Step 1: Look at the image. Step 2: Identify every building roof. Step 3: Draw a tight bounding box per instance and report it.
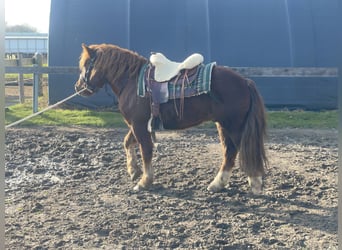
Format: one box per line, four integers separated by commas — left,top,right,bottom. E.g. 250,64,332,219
5,32,48,54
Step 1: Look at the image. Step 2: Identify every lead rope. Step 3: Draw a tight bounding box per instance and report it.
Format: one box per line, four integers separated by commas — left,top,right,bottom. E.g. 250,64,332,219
5,88,87,129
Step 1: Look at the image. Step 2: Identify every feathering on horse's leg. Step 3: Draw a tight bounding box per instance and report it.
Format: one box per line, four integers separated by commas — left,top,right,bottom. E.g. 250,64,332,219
207,123,237,192
124,130,142,181
131,126,154,191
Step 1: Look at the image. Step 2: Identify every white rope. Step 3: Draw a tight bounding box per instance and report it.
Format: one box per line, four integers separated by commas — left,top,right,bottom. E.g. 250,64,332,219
5,88,87,129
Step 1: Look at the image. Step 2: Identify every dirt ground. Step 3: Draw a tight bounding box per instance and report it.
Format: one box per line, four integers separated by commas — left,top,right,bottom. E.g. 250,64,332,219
5,127,338,249
5,80,48,107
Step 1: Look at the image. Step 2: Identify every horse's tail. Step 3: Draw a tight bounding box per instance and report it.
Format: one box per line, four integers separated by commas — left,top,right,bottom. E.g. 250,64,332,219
239,79,268,177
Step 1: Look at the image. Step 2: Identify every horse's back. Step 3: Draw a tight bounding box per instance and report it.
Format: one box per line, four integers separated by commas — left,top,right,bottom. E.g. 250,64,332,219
209,65,251,117
211,66,250,99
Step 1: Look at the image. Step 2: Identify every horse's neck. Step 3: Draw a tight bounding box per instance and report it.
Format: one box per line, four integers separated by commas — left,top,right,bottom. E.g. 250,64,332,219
109,55,146,79
103,49,147,95
107,71,130,97
107,60,147,97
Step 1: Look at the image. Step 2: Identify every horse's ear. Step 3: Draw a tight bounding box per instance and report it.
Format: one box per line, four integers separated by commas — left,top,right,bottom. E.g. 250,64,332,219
82,43,96,59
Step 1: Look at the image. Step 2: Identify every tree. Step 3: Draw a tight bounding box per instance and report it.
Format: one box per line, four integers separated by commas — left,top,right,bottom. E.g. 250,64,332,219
6,23,38,33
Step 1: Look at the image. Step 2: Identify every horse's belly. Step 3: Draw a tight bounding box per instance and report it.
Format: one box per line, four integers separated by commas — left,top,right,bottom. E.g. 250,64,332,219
160,97,213,130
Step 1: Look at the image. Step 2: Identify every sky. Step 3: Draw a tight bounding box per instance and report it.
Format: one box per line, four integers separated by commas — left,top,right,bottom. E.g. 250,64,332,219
5,0,51,33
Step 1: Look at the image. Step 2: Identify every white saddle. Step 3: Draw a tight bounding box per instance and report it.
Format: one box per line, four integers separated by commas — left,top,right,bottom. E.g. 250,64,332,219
150,52,204,82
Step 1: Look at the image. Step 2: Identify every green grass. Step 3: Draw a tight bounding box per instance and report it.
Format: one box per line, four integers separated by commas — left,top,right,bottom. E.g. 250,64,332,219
267,110,338,129
5,73,33,79
5,101,338,129
5,64,49,80
5,73,49,80
5,101,126,128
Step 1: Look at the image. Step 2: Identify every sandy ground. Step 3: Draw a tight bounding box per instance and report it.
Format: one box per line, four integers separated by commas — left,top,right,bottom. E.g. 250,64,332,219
5,127,338,249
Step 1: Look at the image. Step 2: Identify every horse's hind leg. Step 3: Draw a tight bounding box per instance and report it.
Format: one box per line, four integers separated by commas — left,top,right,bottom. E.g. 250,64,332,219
208,123,238,192
124,130,142,181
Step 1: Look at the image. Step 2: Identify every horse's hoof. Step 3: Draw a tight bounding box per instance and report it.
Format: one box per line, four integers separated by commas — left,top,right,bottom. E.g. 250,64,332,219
133,178,153,191
248,176,263,195
207,183,224,193
130,170,142,181
250,186,263,195
133,184,141,191
133,183,148,192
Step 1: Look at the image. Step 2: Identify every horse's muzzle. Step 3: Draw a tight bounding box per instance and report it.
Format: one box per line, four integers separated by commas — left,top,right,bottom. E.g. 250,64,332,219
74,81,93,97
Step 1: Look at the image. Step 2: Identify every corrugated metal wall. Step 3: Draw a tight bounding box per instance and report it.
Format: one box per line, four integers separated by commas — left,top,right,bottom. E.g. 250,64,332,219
49,0,339,109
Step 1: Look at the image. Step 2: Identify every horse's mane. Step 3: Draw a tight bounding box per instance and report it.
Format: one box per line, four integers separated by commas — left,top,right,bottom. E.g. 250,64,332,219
80,44,148,83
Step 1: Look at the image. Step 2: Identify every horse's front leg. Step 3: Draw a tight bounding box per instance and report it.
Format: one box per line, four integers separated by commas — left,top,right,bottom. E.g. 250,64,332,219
131,125,154,191
124,130,142,181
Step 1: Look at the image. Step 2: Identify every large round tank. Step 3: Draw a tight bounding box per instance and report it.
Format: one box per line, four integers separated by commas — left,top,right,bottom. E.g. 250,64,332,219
49,0,339,109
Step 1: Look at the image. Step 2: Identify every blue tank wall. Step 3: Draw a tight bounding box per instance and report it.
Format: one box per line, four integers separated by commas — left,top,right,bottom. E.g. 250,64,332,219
49,0,339,109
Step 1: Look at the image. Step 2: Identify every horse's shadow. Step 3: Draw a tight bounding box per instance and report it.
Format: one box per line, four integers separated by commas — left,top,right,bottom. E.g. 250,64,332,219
131,183,197,200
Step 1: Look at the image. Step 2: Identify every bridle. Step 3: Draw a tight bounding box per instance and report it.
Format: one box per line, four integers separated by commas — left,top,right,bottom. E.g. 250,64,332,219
77,53,124,103
80,56,97,93
78,55,116,103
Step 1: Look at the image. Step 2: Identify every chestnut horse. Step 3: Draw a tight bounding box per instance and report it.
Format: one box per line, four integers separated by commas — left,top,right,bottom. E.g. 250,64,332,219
75,43,268,194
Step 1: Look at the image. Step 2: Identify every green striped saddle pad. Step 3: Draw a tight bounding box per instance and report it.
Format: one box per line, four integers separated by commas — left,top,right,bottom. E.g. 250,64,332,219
137,62,216,104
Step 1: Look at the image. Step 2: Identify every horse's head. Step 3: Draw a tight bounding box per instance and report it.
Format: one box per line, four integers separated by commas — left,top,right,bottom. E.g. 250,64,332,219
75,44,106,96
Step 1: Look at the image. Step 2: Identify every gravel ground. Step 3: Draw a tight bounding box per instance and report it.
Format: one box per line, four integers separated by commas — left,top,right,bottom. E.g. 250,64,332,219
5,127,338,249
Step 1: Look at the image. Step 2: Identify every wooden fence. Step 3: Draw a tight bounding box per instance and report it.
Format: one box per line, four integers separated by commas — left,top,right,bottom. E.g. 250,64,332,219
4,65,339,112
5,66,338,77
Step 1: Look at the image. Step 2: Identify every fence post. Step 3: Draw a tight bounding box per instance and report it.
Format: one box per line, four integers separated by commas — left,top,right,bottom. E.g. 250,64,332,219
32,52,42,113
33,52,43,96
17,53,25,103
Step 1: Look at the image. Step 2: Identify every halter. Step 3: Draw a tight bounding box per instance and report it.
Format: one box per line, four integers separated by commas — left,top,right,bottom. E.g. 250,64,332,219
81,56,97,93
